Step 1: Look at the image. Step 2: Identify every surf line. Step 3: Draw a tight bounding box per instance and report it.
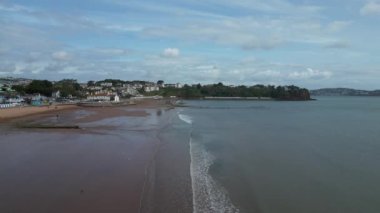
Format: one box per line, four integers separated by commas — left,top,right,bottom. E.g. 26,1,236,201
179,112,239,213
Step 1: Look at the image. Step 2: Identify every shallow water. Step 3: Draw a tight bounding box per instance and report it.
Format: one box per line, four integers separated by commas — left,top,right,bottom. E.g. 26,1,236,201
178,97,380,213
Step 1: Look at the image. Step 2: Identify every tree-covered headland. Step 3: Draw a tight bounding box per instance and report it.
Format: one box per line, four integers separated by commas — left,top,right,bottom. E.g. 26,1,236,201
146,83,311,100
7,78,311,100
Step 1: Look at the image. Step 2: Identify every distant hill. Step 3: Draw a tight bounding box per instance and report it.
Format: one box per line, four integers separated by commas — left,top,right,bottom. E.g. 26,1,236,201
310,88,380,96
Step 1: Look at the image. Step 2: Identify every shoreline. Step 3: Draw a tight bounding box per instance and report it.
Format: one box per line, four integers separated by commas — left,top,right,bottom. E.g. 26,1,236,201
0,98,193,213
0,104,79,122
140,109,193,213
0,99,176,123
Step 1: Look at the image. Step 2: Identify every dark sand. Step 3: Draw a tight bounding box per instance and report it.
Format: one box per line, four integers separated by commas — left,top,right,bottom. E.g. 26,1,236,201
0,104,79,122
0,99,193,213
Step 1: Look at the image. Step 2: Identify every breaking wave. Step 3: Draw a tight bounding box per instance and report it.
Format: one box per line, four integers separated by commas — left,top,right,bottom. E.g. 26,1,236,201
189,136,239,213
178,113,193,124
178,112,239,213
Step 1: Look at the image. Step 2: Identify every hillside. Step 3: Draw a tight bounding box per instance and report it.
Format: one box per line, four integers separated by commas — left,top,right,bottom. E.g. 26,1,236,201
310,88,380,96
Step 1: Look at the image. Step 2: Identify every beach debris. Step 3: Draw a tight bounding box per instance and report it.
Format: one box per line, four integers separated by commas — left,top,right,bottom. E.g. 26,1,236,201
17,124,80,129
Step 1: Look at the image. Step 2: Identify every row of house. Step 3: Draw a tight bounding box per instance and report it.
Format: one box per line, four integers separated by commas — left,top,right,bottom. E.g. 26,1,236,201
0,77,32,87
1,78,34,108
0,77,185,108
86,81,162,95
164,83,183,89
0,93,49,108
86,94,120,102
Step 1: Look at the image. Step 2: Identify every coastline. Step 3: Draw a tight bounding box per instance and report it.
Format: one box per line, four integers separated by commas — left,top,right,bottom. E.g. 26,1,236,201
0,99,175,123
0,99,193,213
0,104,79,122
140,111,193,213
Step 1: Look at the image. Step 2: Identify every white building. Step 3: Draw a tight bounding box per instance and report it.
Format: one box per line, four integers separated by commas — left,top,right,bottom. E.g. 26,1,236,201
176,83,183,88
164,83,183,88
132,83,143,89
125,86,139,96
144,85,160,92
87,94,111,101
52,91,61,99
100,82,113,87
8,97,24,104
88,86,103,91
113,95,120,102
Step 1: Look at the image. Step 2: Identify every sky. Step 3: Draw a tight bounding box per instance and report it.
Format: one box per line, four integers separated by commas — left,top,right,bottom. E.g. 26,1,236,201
0,0,380,89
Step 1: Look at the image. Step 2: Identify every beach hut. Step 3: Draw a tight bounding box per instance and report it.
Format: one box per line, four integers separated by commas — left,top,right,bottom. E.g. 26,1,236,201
31,94,43,106
113,94,120,102
52,90,61,99
31,99,42,106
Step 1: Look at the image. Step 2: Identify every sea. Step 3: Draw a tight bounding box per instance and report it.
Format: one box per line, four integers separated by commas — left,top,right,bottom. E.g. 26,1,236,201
1,97,380,213
175,96,380,213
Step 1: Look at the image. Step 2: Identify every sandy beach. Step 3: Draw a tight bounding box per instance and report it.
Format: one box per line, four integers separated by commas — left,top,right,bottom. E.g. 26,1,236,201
0,99,193,213
0,104,79,122
0,99,175,123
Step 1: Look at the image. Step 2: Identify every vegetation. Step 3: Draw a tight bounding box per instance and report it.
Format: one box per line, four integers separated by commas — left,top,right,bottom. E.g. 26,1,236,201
145,83,311,100
11,79,83,98
11,85,26,95
25,80,54,97
87,80,96,87
53,79,83,98
92,79,158,87
96,79,125,87
5,78,310,100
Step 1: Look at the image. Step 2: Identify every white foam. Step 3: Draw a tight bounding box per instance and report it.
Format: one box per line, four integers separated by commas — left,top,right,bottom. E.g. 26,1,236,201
190,136,239,213
178,113,193,124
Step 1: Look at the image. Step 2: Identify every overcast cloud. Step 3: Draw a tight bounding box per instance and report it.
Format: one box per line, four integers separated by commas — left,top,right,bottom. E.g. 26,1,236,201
0,0,379,89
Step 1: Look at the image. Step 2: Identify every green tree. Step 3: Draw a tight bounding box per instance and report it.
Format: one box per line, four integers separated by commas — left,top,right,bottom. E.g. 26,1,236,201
87,81,95,87
26,80,53,97
53,79,83,98
11,85,26,95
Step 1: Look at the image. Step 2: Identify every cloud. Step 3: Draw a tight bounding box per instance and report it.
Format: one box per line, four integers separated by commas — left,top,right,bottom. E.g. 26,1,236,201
324,41,350,49
109,0,323,17
289,68,332,79
144,20,284,50
13,64,25,75
162,48,180,57
326,21,351,32
0,0,338,53
140,14,350,51
0,3,33,12
1,23,60,51
105,24,143,32
52,51,70,61
241,37,283,50
57,66,79,74
254,70,282,78
95,48,129,55
1,0,380,89
360,1,380,15
196,65,220,79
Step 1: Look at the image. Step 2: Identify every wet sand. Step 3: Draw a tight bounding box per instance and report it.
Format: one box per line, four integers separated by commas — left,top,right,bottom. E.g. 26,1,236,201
148,122,194,213
0,99,193,213
0,104,79,122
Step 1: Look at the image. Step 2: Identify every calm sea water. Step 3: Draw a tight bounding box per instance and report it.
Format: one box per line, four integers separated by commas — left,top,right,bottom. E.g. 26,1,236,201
176,97,380,213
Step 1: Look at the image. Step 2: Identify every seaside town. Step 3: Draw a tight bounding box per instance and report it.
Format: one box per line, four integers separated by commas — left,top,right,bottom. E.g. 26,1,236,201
0,77,184,109
0,77,313,110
